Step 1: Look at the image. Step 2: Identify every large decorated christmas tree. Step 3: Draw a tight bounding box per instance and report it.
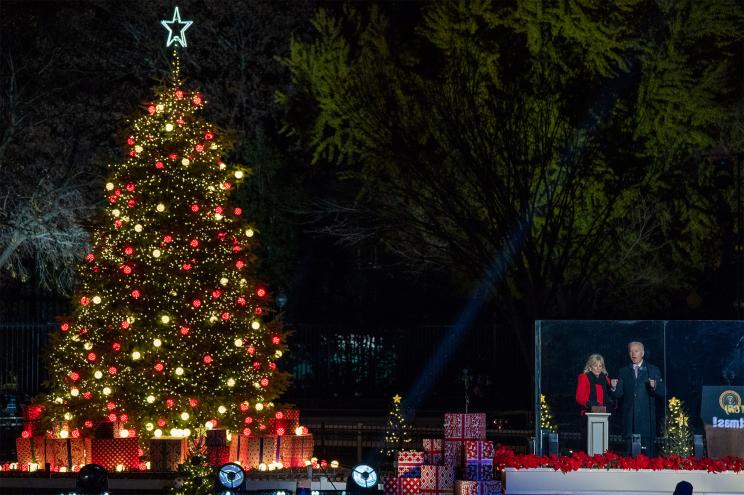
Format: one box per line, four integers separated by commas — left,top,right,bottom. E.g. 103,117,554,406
40,9,290,442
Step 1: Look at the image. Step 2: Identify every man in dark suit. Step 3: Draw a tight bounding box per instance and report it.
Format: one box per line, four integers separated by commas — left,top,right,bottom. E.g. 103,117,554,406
611,341,666,457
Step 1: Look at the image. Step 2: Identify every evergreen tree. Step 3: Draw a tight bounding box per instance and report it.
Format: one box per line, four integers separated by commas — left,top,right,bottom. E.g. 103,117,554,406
664,397,692,457
381,394,413,458
539,394,557,433
41,51,290,441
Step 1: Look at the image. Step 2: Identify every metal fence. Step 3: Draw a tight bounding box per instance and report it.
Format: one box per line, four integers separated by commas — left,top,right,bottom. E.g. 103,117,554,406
0,323,52,402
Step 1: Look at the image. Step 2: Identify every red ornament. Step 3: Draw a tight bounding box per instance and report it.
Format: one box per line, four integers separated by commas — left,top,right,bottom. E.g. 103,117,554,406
190,204,200,213
120,414,129,422
87,352,96,362
244,417,253,424
189,239,199,248
106,402,116,410
127,198,137,208
203,354,213,364
269,362,277,370
212,290,221,298
179,326,190,336
127,137,135,146
177,116,185,125
129,150,137,157
256,287,267,298
193,94,203,105
253,362,261,370
223,182,232,190
247,346,256,356
84,420,94,428
108,366,118,375
169,153,178,160
236,297,246,306
125,182,135,192
114,219,123,229
243,428,251,436
234,208,242,216
123,245,134,255
120,264,133,275
112,342,121,352
221,312,231,320
182,263,192,271
131,289,141,299
189,398,198,408
166,399,174,408
108,413,117,422
204,131,214,140
148,105,156,115
114,188,122,197
272,336,281,345
80,296,90,306
157,418,167,427
60,322,70,332
79,327,89,335
21,430,30,439
195,144,205,153
69,429,80,439
259,424,267,431
154,362,164,373
175,89,184,99
83,392,92,400
235,260,245,269
239,402,250,412
155,161,164,170
255,307,263,315
214,206,224,215
121,320,130,330
70,371,80,381
163,235,173,244
85,253,95,262
275,412,284,420
192,299,201,308
276,427,285,436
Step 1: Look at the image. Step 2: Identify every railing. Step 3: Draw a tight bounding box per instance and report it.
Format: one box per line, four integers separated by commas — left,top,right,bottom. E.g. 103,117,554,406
0,323,53,401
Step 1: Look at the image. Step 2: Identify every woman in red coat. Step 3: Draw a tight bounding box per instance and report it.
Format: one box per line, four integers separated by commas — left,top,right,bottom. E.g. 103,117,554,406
575,353,614,451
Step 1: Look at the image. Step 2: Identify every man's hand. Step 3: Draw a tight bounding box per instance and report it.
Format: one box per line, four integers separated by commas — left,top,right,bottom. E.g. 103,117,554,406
648,379,656,389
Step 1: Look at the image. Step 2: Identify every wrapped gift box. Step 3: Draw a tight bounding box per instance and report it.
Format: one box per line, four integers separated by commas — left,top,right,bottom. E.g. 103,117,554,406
16,436,48,465
423,438,443,451
463,440,494,480
207,445,229,466
229,434,251,466
279,433,314,468
91,437,139,470
443,440,463,467
397,450,424,478
150,437,187,471
420,465,455,495
21,404,44,438
246,435,279,468
268,409,301,434
443,414,486,440
206,429,227,447
423,438,443,465
385,478,421,495
46,437,92,468
454,480,501,495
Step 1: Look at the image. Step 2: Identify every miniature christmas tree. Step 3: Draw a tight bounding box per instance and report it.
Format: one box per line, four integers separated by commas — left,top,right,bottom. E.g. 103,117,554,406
40,9,290,441
664,397,692,457
381,394,413,458
540,394,557,433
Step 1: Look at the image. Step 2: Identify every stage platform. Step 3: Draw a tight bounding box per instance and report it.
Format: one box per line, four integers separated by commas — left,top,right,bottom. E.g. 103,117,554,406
505,467,744,495
0,471,349,494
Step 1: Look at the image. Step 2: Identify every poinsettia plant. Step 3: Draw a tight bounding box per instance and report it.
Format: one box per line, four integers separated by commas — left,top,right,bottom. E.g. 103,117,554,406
495,446,744,474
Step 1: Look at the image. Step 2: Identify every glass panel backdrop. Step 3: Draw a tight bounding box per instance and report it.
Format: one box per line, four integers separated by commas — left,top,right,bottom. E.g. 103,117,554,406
535,320,744,454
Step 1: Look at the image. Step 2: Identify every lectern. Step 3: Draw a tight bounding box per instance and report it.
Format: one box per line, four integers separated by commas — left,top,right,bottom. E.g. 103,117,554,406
585,412,611,456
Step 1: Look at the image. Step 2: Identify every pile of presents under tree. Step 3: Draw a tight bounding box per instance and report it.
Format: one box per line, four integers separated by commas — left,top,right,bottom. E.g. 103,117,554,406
13,404,313,472
386,413,503,495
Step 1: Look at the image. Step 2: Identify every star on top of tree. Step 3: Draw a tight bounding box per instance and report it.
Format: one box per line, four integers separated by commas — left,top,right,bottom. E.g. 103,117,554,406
393,394,402,404
161,6,193,48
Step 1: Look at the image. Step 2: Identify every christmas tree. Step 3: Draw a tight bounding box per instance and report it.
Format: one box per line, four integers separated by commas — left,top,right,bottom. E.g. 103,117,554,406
381,394,413,458
663,397,692,457
539,394,557,433
41,9,289,441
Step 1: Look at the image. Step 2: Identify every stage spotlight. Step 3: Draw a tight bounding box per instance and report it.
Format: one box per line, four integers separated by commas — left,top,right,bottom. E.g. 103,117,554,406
216,462,245,493
76,464,108,494
347,464,379,493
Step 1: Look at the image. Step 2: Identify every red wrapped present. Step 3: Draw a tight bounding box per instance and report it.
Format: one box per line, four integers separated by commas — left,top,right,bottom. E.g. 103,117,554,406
46,437,92,468
229,434,251,466
246,435,278,468
150,437,187,471
16,436,47,465
206,429,227,447
268,409,301,435
443,440,463,467
423,438,442,452
385,478,421,495
279,433,314,468
443,414,486,440
463,440,493,480
207,445,229,466
91,437,139,470
21,404,44,438
423,438,443,465
454,480,501,495
397,450,424,478
420,465,455,495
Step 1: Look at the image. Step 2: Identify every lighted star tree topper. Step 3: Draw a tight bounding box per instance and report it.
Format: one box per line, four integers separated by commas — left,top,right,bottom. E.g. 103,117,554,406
381,394,413,458
41,8,290,442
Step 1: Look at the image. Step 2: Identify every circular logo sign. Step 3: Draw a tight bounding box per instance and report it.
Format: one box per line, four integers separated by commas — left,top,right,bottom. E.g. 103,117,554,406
719,390,742,414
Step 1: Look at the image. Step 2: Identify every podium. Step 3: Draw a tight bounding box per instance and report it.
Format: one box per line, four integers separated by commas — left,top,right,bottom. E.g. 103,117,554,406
585,412,611,456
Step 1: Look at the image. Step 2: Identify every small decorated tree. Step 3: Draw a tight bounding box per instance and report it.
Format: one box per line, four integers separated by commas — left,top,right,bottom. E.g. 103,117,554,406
664,396,692,457
540,394,557,433
381,394,413,458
